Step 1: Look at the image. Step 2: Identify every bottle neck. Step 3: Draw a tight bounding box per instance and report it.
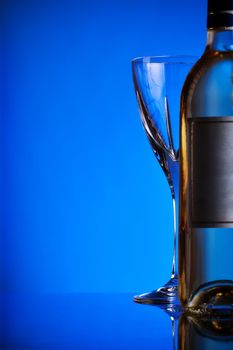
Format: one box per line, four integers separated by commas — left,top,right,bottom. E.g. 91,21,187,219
206,29,233,52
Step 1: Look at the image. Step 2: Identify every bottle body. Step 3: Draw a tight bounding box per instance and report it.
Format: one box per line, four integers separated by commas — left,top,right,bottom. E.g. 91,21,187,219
179,30,233,314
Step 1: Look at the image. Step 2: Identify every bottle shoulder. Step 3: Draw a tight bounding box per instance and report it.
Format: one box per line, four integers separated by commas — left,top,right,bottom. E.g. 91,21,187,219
181,50,233,117
183,50,233,97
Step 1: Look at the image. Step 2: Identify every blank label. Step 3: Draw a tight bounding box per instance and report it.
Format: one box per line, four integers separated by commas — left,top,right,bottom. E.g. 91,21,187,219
190,117,233,228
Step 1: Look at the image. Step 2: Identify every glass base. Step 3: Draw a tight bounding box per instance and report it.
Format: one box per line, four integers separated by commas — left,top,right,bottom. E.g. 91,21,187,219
133,275,179,305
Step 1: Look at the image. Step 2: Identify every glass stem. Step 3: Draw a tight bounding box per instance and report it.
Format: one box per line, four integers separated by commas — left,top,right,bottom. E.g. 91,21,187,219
171,316,178,350
170,161,179,280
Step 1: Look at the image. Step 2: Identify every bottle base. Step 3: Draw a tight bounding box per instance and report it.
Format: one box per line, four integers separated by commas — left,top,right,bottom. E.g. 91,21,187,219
185,280,233,317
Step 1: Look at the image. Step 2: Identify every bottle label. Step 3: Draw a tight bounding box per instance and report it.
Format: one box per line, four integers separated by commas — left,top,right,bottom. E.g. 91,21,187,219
190,117,233,228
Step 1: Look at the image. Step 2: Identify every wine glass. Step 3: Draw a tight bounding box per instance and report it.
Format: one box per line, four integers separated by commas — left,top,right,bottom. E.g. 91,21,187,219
132,56,195,304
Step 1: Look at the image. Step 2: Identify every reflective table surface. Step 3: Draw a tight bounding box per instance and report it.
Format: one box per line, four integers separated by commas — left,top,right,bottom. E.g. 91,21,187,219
1,293,233,349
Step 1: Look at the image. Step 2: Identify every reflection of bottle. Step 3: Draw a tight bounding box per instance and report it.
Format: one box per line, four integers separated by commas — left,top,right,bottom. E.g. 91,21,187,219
179,0,233,313
178,316,233,350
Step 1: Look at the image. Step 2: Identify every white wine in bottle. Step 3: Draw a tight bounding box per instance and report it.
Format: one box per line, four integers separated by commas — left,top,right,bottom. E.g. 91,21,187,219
179,0,233,315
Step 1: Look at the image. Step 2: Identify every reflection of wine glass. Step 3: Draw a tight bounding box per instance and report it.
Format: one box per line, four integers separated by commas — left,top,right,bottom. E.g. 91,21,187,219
132,56,195,304
157,303,181,350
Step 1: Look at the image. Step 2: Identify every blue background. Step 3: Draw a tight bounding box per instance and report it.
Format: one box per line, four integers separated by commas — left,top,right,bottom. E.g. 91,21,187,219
1,0,206,293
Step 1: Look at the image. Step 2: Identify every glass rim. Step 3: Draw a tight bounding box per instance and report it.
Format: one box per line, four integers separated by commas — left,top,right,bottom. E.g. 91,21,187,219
132,55,198,65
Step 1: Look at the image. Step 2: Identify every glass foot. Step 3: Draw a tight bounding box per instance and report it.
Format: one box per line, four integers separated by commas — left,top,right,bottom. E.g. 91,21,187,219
134,276,179,305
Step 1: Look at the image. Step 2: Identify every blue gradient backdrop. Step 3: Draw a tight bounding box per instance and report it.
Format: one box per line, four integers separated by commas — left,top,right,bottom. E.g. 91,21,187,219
2,0,206,292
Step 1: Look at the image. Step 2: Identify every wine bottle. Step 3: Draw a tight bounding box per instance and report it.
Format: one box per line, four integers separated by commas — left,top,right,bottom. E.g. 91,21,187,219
179,0,233,315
